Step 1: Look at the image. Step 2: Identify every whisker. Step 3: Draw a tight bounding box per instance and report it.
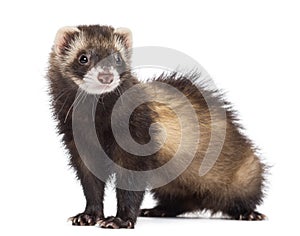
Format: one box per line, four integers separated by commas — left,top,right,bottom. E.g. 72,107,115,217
53,88,71,103
116,87,123,105
57,95,70,115
83,91,89,104
92,94,98,123
73,90,85,111
64,89,84,123
100,95,104,108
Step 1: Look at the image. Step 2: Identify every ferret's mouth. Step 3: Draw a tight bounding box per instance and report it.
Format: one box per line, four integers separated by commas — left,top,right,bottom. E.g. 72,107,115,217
75,67,121,95
79,80,120,95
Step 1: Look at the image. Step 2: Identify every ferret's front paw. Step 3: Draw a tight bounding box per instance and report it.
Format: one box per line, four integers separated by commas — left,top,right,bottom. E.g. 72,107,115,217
97,216,134,229
68,213,103,226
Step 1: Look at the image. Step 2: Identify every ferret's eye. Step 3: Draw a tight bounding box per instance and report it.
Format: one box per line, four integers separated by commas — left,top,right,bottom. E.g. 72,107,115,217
78,54,89,65
114,53,122,66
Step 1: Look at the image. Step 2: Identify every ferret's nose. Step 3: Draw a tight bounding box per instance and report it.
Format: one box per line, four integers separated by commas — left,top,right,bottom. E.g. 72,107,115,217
97,72,114,84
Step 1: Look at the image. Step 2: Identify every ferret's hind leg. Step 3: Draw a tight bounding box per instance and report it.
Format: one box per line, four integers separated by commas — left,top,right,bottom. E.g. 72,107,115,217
140,198,197,217
221,191,267,221
230,211,266,221
139,205,179,217
223,154,266,221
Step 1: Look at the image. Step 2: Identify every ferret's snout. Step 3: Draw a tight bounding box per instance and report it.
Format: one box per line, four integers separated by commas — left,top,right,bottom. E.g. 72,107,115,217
97,71,114,84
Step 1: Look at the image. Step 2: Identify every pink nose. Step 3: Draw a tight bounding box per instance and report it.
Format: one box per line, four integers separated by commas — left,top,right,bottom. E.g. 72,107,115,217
97,73,114,84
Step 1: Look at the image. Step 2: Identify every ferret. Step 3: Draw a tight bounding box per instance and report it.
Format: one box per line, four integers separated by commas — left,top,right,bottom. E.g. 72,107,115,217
47,25,266,229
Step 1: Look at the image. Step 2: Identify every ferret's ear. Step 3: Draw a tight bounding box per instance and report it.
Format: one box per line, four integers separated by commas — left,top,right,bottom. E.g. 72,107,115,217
54,26,79,54
114,27,132,49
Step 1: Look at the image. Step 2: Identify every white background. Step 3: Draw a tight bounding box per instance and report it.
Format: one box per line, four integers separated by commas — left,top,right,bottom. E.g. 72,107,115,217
0,0,299,235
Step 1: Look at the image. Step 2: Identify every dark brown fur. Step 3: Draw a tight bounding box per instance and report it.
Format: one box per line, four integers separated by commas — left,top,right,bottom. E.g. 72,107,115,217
47,25,266,228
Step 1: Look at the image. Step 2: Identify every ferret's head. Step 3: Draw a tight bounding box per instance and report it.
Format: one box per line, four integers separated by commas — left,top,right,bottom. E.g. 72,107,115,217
51,25,132,95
